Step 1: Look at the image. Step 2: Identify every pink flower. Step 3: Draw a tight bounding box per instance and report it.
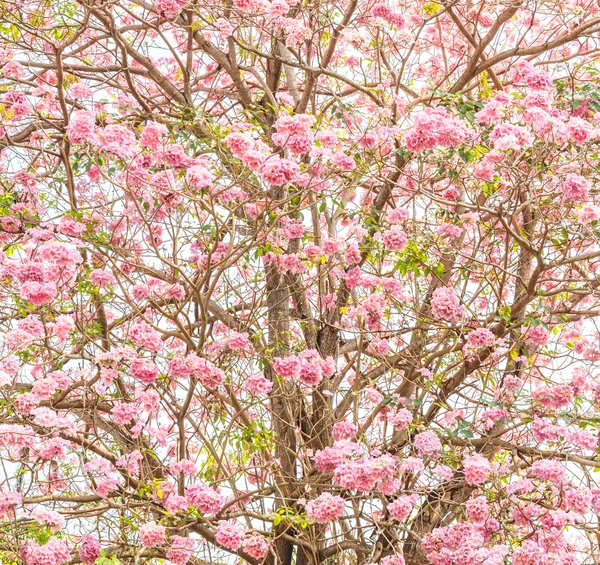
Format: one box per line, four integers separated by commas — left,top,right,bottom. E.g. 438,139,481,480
489,124,532,151
54,315,75,341
129,320,162,352
140,121,169,150
78,536,100,565
405,107,470,152
274,356,301,379
243,373,273,395
0,491,21,518
564,487,592,514
523,325,550,347
215,521,245,551
169,459,197,476
383,226,408,252
186,165,213,189
166,536,195,565
388,494,417,521
577,205,600,224
130,358,159,384
305,493,345,523
185,482,224,515
562,172,590,202
463,454,491,485
272,114,315,154
20,281,57,306
465,496,489,523
140,522,166,547
430,287,464,323
30,508,65,531
111,402,138,425
0,216,20,232
66,110,97,145
530,459,565,485
413,432,442,457
98,125,136,158
163,494,189,514
89,269,116,288
155,0,187,17
568,117,593,145
242,534,270,559
388,408,413,430
194,358,225,388
69,83,93,99
260,157,300,185
466,328,496,348
332,420,358,441
20,538,71,565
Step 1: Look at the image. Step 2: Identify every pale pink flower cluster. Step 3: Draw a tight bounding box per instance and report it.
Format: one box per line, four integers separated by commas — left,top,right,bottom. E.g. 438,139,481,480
130,358,159,384
332,420,358,441
140,522,166,547
463,454,492,485
333,453,398,492
273,350,335,385
20,281,57,306
155,0,187,17
242,534,270,559
0,491,21,518
169,353,225,388
169,459,197,476
78,535,100,565
405,107,470,153
89,268,116,288
98,124,136,158
388,494,418,521
225,131,301,185
166,536,195,565
140,121,169,150
20,539,71,565
243,373,273,395
387,408,413,430
129,320,163,352
371,3,405,26
530,459,566,485
30,507,65,531
430,287,464,323
185,482,224,515
422,522,508,565
214,521,245,550
272,113,315,154
489,123,532,151
382,226,408,252
465,496,489,523
413,432,442,457
562,172,590,202
523,325,550,347
66,110,96,145
305,492,345,523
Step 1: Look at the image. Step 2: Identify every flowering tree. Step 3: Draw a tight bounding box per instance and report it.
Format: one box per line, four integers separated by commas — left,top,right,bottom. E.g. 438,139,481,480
3,0,600,565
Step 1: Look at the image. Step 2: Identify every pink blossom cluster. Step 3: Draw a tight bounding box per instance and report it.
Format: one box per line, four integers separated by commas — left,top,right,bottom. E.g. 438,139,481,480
405,107,470,153
272,113,315,154
463,454,492,485
273,350,336,385
140,522,166,547
305,492,346,523
214,520,245,550
165,536,195,565
185,482,224,515
242,534,270,559
20,539,71,565
430,287,464,323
